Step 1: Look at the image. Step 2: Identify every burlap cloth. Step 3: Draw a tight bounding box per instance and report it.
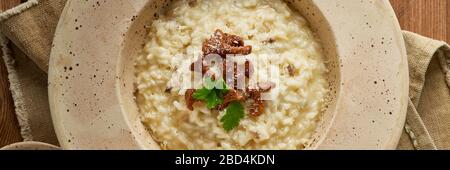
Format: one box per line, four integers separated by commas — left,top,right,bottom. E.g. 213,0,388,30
0,0,449,150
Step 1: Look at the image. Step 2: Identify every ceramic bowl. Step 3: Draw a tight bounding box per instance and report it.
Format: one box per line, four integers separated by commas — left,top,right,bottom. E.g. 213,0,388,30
49,0,408,149
1,142,60,150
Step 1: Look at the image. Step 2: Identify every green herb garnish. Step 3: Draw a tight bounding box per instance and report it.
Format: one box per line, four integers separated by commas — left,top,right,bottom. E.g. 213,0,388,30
193,77,245,131
193,77,228,109
220,102,245,131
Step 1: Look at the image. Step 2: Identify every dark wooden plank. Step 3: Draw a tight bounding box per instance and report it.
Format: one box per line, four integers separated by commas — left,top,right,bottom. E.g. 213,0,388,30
390,0,448,42
0,0,21,11
0,0,23,147
0,47,23,147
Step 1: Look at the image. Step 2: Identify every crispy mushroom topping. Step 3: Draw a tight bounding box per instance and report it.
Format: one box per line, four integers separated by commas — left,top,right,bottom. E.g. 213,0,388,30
262,38,276,44
287,64,295,77
244,60,254,78
185,89,197,111
202,29,252,58
186,29,276,116
222,59,253,89
165,87,173,93
246,82,276,116
190,57,209,74
249,93,265,117
216,89,245,110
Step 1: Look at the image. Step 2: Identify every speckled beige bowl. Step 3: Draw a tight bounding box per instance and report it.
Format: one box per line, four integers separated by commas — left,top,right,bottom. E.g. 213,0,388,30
48,0,408,150
1,142,60,150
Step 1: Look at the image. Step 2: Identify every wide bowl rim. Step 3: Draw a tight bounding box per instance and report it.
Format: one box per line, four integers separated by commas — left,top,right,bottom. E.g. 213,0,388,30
49,0,408,150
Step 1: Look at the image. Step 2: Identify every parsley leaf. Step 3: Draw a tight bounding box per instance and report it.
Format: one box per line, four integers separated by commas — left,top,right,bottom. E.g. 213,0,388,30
206,91,223,109
192,88,211,100
217,79,229,95
221,102,245,131
191,78,245,131
193,78,229,109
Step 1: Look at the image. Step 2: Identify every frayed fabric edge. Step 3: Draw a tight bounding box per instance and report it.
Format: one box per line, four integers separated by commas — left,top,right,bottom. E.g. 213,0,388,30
404,124,419,149
436,48,450,88
0,0,39,22
0,34,33,141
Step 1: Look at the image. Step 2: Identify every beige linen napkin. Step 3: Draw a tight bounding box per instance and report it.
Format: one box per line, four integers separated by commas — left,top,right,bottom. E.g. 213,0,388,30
0,0,65,146
0,0,449,149
396,32,450,150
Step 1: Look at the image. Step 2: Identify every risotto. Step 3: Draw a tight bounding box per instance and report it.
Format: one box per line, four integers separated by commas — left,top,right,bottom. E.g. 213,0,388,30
135,0,329,150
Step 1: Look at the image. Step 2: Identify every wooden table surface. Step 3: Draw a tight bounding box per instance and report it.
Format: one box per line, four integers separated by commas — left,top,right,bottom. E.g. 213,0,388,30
0,0,448,147
0,0,23,148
